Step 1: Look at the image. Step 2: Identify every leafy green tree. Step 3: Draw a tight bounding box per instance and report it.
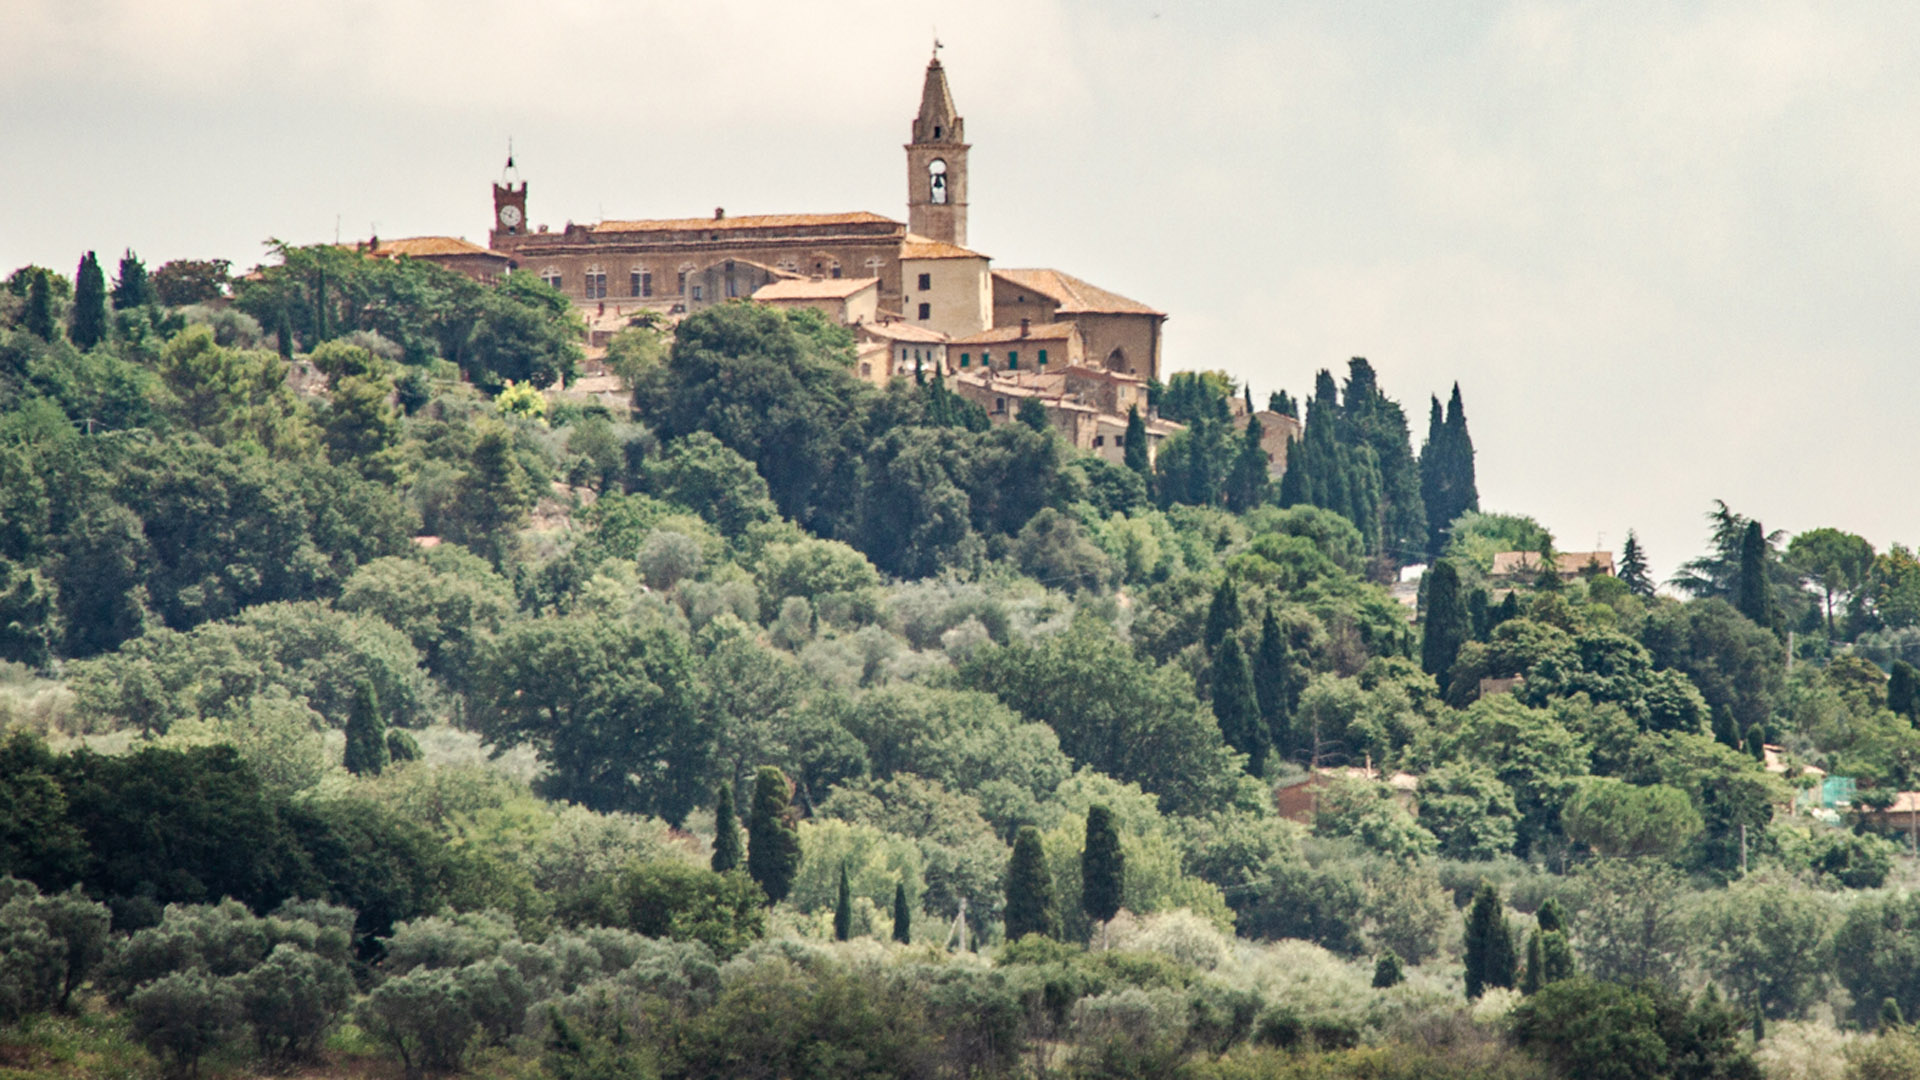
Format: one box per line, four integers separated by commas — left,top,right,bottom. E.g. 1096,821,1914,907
1640,599,1783,753
0,560,55,668
1571,859,1692,988
1616,530,1654,598
1510,978,1759,1080
462,271,583,388
1421,559,1469,684
322,369,401,476
446,423,537,563
892,881,912,944
1373,950,1405,989
1211,637,1267,774
358,967,480,1077
1159,370,1232,424
1561,778,1702,860
1834,891,1920,1026
747,766,802,905
128,969,243,1079
69,253,108,349
1786,527,1876,635
1252,606,1295,751
1016,395,1051,432
1463,881,1515,999
24,269,57,342
712,783,743,873
1005,825,1054,941
112,250,153,310
1080,803,1124,931
0,734,89,888
644,431,779,537
1012,508,1113,594
1891,660,1920,720
342,679,389,777
1416,763,1520,860
1695,877,1834,1021
152,259,230,306
156,327,315,456
0,879,112,1018
833,863,853,940
239,942,354,1067
475,615,707,825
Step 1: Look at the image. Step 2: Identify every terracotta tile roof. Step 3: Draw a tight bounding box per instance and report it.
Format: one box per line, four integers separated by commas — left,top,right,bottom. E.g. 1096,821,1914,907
751,276,878,301
951,321,1079,346
364,236,506,259
900,234,989,260
992,268,1163,316
592,211,899,234
858,320,948,344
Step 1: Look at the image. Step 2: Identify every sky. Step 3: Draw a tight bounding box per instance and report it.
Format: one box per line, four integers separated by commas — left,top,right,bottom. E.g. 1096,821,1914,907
5,0,1919,579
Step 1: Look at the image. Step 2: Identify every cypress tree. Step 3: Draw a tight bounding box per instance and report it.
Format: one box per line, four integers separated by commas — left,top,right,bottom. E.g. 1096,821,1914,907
1890,661,1920,720
892,882,912,944
1883,997,1905,1029
1520,931,1545,995
342,679,389,776
1204,578,1240,652
1421,559,1469,686
1539,929,1576,985
1253,607,1292,748
1753,1003,1765,1042
1746,726,1766,761
1276,429,1309,508
1212,637,1267,774
1419,396,1448,558
1017,395,1051,433
1268,389,1296,418
1536,897,1565,933
833,863,853,941
24,271,56,342
312,267,328,344
112,250,152,310
747,766,802,904
1123,405,1151,479
1005,825,1054,941
70,252,108,350
276,308,295,360
385,728,421,765
1373,950,1404,989
1618,531,1654,598
1463,882,1515,999
1081,804,1124,931
1735,520,1775,631
1226,414,1270,512
1441,383,1478,528
711,783,742,873
1468,587,1491,641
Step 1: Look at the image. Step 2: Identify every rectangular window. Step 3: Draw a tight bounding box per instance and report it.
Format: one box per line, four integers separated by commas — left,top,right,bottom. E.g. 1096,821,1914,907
677,271,688,294
1038,349,1048,366
960,353,970,367
691,284,704,301
917,302,931,320
630,271,642,297
541,271,562,290
1007,351,1019,370
994,397,1006,413
642,272,653,297
1094,435,1105,447
917,272,931,291
831,266,842,279
1115,435,1126,446
584,272,607,299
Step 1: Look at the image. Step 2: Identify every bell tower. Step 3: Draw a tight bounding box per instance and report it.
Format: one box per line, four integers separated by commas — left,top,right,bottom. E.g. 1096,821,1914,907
490,150,527,249
906,52,968,246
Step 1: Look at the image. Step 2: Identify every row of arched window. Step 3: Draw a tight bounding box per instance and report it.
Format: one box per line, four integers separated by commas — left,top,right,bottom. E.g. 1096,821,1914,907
538,252,895,299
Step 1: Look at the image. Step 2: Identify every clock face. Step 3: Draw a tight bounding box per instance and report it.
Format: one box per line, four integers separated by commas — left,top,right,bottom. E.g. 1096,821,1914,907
498,204,523,227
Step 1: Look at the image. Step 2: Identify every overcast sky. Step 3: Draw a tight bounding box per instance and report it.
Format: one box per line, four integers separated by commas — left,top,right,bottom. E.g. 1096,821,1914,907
6,0,1918,579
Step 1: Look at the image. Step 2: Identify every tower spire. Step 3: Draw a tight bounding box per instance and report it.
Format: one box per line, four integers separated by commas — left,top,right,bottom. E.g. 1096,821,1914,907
906,53,968,246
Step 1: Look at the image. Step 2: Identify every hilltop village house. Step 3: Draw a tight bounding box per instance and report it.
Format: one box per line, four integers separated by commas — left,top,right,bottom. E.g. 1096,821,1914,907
362,54,1186,461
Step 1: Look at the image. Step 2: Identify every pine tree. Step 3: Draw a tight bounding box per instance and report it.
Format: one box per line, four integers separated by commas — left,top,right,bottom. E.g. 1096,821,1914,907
1005,825,1054,941
747,766,802,904
1212,637,1267,775
1463,882,1515,999
1736,520,1776,631
711,783,743,873
1373,950,1404,989
1123,406,1151,480
1618,531,1654,597
24,271,56,342
1421,559,1469,685
342,679,389,776
833,863,853,941
892,882,912,944
1889,661,1920,720
1520,931,1545,995
1204,578,1240,652
1081,804,1125,932
1253,607,1293,753
1226,414,1270,512
112,250,152,310
70,252,108,350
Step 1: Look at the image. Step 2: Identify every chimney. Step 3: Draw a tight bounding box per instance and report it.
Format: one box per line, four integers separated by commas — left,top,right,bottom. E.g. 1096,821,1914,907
714,207,725,220
1020,317,1030,338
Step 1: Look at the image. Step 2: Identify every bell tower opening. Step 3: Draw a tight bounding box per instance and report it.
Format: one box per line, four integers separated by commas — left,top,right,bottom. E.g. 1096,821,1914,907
906,54,968,246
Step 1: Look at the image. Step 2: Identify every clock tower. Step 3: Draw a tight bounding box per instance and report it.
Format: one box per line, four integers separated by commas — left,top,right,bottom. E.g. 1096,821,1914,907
491,152,527,248
906,53,968,246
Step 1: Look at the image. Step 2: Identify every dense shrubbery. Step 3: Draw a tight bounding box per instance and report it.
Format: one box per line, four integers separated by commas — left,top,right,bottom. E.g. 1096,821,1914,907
5,247,1920,1078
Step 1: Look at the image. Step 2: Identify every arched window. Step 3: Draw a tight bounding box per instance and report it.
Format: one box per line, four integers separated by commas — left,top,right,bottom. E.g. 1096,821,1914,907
677,262,696,295
583,265,608,300
1106,347,1128,373
631,267,651,297
928,159,948,205
540,267,562,290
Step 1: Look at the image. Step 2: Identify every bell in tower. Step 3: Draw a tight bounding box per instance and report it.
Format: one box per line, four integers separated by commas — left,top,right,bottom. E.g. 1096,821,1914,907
906,52,968,246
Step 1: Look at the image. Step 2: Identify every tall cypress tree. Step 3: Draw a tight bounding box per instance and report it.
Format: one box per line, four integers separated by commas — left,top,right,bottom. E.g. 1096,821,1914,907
1442,383,1478,528
1618,530,1654,597
70,252,108,350
1373,950,1405,989
112,250,152,310
1004,825,1054,941
1421,560,1469,685
1520,931,1545,995
1268,389,1296,418
747,766,802,904
1081,804,1124,933
892,882,912,944
1463,882,1515,999
833,863,853,941
24,270,56,342
711,783,743,873
1212,637,1267,775
1419,396,1448,558
1204,578,1240,652
1342,358,1426,564
1123,405,1151,480
1253,607,1292,750
1226,414,1270,512
342,679,389,776
1736,520,1776,632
